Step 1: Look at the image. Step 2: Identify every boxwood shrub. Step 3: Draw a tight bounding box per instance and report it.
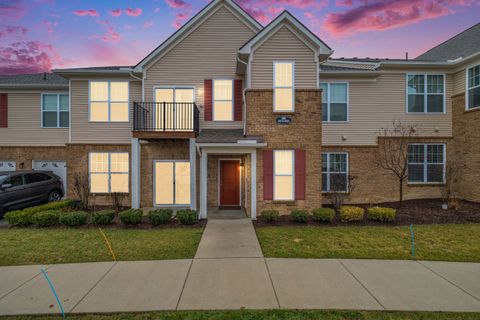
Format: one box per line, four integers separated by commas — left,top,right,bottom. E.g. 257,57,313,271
290,210,309,223
148,209,173,225
367,207,396,222
4,200,75,226
339,206,365,222
260,210,280,222
34,210,61,227
59,211,88,227
119,209,143,225
312,208,335,223
92,210,116,225
176,209,197,225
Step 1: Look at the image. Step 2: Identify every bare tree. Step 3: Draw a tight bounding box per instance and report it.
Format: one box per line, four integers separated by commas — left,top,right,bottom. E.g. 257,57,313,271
327,174,358,209
441,161,460,209
374,120,417,208
109,192,127,212
72,171,90,210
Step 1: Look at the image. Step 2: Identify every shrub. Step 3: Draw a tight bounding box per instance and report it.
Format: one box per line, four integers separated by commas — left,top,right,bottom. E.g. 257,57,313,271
148,209,173,225
367,207,396,222
34,210,61,227
59,211,88,227
176,209,197,225
92,210,116,225
260,210,280,222
290,210,309,223
119,209,143,225
312,208,335,223
5,210,36,226
339,206,365,222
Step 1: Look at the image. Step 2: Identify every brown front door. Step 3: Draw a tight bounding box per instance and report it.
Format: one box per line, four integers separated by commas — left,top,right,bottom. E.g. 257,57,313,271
220,160,240,207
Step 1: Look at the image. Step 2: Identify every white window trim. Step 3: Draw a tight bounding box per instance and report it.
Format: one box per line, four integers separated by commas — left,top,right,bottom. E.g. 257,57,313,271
41,92,69,128
406,73,446,114
273,61,295,113
212,79,234,122
321,82,349,122
153,160,191,207
273,150,295,201
466,63,480,111
407,143,446,185
322,152,349,193
88,80,130,122
89,152,130,194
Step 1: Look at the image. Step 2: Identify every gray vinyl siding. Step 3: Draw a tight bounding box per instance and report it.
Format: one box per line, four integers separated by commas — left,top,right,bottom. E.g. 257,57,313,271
251,26,317,89
144,5,256,130
322,73,453,146
70,80,141,144
0,91,68,146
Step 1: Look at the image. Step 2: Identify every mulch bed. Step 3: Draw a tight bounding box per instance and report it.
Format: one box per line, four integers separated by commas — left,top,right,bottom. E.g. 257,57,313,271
254,199,480,227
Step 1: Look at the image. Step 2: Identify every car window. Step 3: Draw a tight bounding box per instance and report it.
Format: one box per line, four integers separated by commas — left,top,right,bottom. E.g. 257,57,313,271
0,175,8,184
4,175,24,187
25,173,51,184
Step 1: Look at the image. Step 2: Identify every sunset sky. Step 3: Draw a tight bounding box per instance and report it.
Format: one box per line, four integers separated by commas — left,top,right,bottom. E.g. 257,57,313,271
0,0,479,74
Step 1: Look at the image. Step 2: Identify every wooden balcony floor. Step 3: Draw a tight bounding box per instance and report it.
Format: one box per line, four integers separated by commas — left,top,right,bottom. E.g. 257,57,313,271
133,130,197,139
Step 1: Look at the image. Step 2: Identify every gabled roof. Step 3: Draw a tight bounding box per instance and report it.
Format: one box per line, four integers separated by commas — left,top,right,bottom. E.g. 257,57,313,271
238,10,332,57
416,23,480,61
0,73,68,89
133,0,262,72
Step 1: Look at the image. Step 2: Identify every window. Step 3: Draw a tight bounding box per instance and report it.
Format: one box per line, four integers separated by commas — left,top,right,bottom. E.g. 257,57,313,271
25,173,51,184
90,81,129,122
154,161,190,206
320,83,348,122
213,80,233,121
89,152,129,193
274,150,294,200
322,153,348,192
42,94,69,128
408,144,445,184
467,64,480,110
274,62,294,112
407,74,445,113
3,175,24,187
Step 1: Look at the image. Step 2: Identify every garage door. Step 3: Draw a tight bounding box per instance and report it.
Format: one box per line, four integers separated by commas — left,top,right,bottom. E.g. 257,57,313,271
32,161,67,197
0,161,16,171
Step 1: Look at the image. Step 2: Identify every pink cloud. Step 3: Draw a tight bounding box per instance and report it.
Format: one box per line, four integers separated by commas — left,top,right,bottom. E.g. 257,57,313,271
304,12,314,19
93,27,121,42
0,40,60,74
172,12,191,29
125,8,142,17
324,0,475,36
165,0,192,29
336,0,353,6
42,20,58,33
109,9,122,17
165,0,191,9
73,9,99,17
0,25,28,39
143,20,155,29
0,0,27,20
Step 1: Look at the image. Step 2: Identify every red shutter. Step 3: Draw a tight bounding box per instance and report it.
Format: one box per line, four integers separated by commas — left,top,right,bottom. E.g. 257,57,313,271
204,79,212,121
295,149,306,200
0,94,7,128
234,79,243,121
263,150,274,200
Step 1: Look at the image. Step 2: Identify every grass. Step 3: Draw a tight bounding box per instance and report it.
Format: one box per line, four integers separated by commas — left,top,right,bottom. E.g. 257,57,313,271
256,224,480,262
1,310,480,320
0,228,203,266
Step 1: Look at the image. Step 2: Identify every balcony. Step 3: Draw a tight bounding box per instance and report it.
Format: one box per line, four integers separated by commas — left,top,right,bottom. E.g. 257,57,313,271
133,102,200,139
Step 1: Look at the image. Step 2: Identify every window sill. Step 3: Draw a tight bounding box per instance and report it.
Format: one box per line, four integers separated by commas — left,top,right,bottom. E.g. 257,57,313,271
272,200,296,204
273,112,295,115
407,183,445,187
464,107,480,114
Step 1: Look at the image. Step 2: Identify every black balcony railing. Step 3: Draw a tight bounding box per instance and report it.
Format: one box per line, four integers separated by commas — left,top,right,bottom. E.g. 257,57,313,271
133,102,199,133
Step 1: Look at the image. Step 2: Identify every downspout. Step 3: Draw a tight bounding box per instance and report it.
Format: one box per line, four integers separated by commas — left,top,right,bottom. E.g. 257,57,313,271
237,56,249,136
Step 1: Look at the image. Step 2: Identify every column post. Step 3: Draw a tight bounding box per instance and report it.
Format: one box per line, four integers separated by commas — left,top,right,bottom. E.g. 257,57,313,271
131,138,140,209
250,149,257,220
199,150,208,219
189,138,197,211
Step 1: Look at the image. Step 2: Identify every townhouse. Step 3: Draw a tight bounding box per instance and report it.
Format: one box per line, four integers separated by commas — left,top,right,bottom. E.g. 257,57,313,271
0,0,479,219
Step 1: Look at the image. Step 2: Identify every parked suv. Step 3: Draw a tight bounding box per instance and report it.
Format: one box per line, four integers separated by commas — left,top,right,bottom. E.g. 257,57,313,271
0,171,64,216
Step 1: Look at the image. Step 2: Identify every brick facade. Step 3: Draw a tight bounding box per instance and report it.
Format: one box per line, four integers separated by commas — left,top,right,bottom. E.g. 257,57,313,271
0,146,67,171
246,89,323,214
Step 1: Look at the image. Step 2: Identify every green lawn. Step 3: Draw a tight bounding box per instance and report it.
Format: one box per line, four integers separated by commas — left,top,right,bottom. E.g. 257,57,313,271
256,224,480,262
1,310,480,320
0,228,203,266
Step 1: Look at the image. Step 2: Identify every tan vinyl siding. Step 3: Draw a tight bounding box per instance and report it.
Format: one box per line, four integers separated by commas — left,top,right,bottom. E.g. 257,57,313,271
0,91,68,146
71,80,141,144
144,5,255,130
251,26,317,89
453,69,466,96
322,73,453,146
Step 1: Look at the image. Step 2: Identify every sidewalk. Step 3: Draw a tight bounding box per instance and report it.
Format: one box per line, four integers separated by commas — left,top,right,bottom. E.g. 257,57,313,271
0,219,479,315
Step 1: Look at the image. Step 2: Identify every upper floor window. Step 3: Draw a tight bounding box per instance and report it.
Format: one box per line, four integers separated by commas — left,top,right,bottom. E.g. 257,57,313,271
320,83,348,122
274,150,294,200
273,62,294,112
407,74,445,113
42,93,69,128
408,144,445,184
90,81,129,122
89,152,129,193
467,64,480,110
213,80,233,121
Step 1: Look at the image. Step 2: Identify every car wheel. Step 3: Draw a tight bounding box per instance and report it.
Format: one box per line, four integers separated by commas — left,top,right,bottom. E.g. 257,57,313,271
48,190,62,202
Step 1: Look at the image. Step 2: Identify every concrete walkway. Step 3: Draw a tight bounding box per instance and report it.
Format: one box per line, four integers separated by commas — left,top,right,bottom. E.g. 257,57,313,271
1,219,480,315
